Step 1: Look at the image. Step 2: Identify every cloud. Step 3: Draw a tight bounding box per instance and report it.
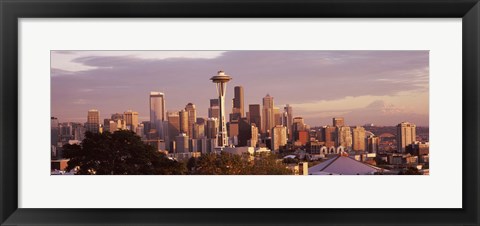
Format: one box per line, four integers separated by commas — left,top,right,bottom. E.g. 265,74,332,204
72,99,88,105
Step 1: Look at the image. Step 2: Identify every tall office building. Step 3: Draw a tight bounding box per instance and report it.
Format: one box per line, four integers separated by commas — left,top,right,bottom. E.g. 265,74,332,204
167,111,180,139
292,117,306,141
283,104,293,140
51,117,59,146
333,117,345,127
249,104,262,132
273,107,282,126
111,113,123,121
396,122,416,153
86,109,100,133
124,110,139,132
238,118,252,147
206,118,219,139
367,135,380,153
322,125,337,147
208,99,220,119
175,133,189,153
262,94,275,136
150,92,166,139
272,125,287,152
337,126,352,149
185,103,196,137
178,109,189,135
231,86,244,120
193,122,205,139
352,126,366,151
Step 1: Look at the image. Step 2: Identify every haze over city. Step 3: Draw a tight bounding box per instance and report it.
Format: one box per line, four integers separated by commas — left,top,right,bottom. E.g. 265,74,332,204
51,50,429,126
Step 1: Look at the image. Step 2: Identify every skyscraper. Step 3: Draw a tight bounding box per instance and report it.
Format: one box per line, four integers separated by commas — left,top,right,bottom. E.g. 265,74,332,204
249,104,262,132
208,99,220,119
185,103,196,137
86,109,100,133
367,135,380,153
322,125,337,148
150,92,166,139
262,94,275,136
167,111,180,139
210,70,232,148
206,118,219,139
231,86,244,120
175,133,189,153
337,126,352,149
283,104,293,140
396,122,416,153
352,126,366,151
178,109,189,135
51,117,59,146
272,125,287,152
124,110,139,132
292,117,306,141
273,107,282,126
333,117,345,127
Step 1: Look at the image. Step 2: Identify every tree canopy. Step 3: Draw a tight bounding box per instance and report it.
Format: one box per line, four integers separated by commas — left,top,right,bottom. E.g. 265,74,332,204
63,130,293,175
188,152,292,175
63,130,186,175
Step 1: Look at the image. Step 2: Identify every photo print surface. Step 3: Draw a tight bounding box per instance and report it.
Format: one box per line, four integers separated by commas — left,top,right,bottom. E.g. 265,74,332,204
50,50,429,175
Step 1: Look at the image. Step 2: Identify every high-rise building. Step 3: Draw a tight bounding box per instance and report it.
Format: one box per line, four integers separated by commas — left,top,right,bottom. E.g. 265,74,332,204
178,109,189,135
86,109,100,133
237,118,252,147
396,122,416,153
337,126,352,149
249,104,262,132
333,117,345,127
136,123,145,138
232,86,244,117
273,107,282,126
175,133,189,153
208,99,220,119
367,135,380,153
262,94,275,136
167,111,180,139
59,122,74,142
193,122,205,139
206,118,219,139
283,104,293,140
322,125,337,147
250,125,259,148
272,125,287,152
210,70,232,148
185,103,196,137
150,92,166,139
124,110,139,132
230,86,244,122
111,113,123,121
352,126,366,151
292,117,306,141
51,117,59,146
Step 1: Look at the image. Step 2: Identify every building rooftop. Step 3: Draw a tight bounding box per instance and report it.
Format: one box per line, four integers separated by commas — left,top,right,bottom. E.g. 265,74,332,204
309,155,387,175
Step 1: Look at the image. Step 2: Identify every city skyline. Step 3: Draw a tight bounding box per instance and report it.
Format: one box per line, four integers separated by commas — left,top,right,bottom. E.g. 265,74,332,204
51,50,429,126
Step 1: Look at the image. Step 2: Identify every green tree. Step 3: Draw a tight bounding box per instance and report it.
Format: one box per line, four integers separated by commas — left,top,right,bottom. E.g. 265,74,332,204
188,152,292,175
63,130,186,175
250,153,292,175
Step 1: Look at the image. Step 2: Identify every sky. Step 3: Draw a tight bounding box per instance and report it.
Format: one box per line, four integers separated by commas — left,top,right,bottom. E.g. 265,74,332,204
51,50,429,127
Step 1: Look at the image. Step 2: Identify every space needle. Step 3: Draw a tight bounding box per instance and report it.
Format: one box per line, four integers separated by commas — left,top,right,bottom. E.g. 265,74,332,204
210,70,232,148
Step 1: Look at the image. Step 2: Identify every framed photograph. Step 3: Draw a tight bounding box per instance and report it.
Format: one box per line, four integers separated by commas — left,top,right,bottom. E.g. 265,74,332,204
1,0,479,225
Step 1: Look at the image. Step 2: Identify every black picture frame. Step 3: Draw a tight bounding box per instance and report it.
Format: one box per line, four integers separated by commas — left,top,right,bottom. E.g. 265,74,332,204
1,0,479,225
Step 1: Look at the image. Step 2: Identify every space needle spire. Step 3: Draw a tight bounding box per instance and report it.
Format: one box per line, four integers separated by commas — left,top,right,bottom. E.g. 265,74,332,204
210,70,232,148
